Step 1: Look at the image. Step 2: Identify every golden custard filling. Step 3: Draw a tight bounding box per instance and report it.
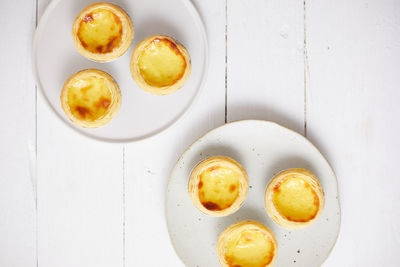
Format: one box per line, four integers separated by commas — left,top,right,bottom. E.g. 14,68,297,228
198,166,239,211
225,228,275,267
67,76,112,121
273,176,319,222
77,8,122,53
138,38,186,87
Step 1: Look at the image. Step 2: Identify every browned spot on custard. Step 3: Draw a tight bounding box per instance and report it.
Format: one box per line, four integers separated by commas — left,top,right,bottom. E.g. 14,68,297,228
83,13,93,23
113,13,121,26
314,195,320,207
96,97,111,109
229,184,236,192
93,35,121,54
200,191,205,197
273,179,284,193
75,106,90,118
106,36,118,52
225,256,243,267
244,235,253,241
208,166,219,172
202,201,221,211
80,40,88,48
154,38,181,56
198,181,203,189
80,85,92,94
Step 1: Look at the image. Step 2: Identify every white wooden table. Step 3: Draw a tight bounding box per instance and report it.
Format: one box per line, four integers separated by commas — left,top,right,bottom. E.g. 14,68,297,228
1,0,400,266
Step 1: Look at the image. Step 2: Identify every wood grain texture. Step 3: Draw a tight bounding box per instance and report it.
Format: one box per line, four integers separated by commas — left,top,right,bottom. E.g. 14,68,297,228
0,0,37,266
36,1,124,267
306,0,400,266
227,0,305,134
124,0,226,265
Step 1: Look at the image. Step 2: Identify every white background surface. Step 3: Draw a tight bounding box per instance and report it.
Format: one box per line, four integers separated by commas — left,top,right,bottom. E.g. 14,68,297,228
1,0,400,266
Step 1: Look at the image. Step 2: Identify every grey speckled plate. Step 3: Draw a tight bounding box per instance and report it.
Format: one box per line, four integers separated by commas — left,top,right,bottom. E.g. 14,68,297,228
166,120,340,267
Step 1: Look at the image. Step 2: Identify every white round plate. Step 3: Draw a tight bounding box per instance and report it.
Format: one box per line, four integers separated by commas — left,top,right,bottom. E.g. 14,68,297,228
166,120,340,267
33,0,207,142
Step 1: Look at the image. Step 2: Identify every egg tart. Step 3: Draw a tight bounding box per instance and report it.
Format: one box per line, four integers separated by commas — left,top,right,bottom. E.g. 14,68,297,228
60,69,121,128
217,221,278,267
72,2,133,62
265,168,324,229
130,35,191,95
188,156,248,217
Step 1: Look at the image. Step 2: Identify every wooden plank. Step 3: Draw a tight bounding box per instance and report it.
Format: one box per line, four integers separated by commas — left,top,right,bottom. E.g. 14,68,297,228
306,0,400,265
124,0,226,265
36,1,124,266
0,0,37,266
227,0,305,134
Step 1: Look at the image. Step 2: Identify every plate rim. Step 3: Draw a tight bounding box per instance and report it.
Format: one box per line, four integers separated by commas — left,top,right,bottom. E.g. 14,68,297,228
32,0,209,143
165,119,341,266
